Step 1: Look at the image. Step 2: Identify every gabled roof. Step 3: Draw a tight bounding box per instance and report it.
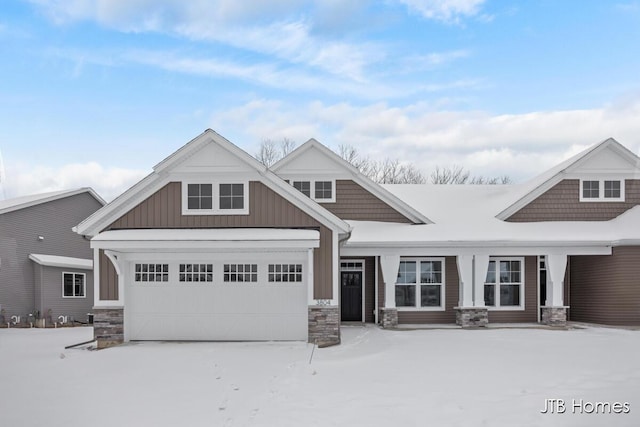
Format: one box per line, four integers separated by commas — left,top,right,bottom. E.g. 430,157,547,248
0,188,105,216
271,138,433,224
75,130,351,236
496,137,640,220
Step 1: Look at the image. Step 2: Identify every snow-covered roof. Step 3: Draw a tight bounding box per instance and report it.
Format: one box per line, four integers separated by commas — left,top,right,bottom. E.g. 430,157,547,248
91,228,321,251
29,254,93,270
346,193,640,248
0,188,104,215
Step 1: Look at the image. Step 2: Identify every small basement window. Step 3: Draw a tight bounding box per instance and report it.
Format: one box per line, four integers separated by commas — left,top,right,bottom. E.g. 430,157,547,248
580,179,624,202
62,272,85,298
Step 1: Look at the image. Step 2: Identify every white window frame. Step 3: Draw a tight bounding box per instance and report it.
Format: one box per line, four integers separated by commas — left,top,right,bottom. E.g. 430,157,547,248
395,257,445,311
182,180,249,215
579,179,625,202
484,257,525,310
62,272,86,298
290,179,336,203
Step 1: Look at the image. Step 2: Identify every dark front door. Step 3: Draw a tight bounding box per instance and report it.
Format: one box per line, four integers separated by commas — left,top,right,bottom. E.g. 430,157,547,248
341,271,362,321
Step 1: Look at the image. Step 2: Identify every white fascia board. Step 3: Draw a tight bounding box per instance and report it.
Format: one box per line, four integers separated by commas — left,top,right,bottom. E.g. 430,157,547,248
340,245,612,257
259,172,351,234
91,239,320,251
74,171,161,237
29,254,93,270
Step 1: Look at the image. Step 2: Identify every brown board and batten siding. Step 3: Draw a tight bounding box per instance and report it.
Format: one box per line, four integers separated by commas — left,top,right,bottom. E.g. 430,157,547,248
99,181,333,301
507,179,640,222
320,180,412,223
377,256,460,324
569,247,640,325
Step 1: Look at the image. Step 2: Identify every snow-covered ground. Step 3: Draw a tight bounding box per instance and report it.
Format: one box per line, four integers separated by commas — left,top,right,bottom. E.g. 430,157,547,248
1,325,638,427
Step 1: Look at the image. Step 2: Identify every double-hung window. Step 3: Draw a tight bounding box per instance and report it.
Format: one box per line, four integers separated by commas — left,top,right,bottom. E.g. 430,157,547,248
484,258,524,309
183,181,248,214
62,272,85,298
580,179,624,202
395,258,444,309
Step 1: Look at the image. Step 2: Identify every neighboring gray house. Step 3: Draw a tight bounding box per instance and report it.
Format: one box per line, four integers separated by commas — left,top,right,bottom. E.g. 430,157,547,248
0,188,104,325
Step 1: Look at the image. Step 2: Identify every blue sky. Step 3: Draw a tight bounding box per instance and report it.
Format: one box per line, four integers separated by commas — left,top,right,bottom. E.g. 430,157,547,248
1,0,640,200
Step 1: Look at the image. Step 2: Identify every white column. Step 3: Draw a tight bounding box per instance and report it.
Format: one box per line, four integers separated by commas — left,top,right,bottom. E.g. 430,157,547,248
93,248,101,307
546,253,568,306
307,248,315,305
456,255,473,307
380,255,400,309
473,254,490,307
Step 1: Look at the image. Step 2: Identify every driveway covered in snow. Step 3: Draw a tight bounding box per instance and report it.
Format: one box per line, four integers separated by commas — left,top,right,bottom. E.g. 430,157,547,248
1,325,638,426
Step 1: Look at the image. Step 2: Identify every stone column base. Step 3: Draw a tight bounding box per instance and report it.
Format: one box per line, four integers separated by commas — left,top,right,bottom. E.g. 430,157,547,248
541,306,568,326
93,307,124,349
380,308,398,328
308,306,340,346
455,307,488,327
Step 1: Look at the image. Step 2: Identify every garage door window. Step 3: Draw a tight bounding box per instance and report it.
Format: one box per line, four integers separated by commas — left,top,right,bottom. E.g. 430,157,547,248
135,264,169,282
179,264,213,282
268,264,303,282
224,264,258,282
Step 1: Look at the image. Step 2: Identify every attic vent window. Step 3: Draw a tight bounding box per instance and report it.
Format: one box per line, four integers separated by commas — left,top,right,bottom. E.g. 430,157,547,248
315,181,333,200
580,179,624,202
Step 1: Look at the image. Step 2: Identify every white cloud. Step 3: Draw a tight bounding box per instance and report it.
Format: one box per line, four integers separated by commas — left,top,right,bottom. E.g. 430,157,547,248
211,97,640,183
2,161,148,202
397,0,486,23
28,0,383,82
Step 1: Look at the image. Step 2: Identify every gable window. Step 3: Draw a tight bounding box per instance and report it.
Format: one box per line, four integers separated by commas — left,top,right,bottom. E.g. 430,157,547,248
484,258,524,309
582,180,599,199
604,180,621,198
580,179,624,202
315,181,333,200
219,183,244,210
395,258,445,309
63,272,85,298
293,181,311,197
187,184,213,210
183,181,248,214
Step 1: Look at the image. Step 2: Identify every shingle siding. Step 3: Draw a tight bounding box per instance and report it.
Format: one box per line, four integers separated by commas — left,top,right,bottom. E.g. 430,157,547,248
0,192,102,319
319,180,412,223
569,247,640,325
507,179,640,222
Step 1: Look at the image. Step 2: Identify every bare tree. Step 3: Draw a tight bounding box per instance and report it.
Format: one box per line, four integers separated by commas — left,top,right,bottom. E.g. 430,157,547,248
338,144,427,184
255,138,298,167
430,166,512,185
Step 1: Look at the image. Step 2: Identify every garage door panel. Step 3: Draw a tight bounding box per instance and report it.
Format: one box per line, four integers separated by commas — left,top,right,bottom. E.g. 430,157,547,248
126,259,308,341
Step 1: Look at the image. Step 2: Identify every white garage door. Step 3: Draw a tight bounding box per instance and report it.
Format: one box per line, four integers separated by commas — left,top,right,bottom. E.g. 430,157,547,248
125,255,308,341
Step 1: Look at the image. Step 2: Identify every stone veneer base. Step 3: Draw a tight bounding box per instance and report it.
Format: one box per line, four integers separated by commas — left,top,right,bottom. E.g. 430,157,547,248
541,306,568,326
308,306,340,346
93,307,124,349
380,308,398,328
455,307,489,327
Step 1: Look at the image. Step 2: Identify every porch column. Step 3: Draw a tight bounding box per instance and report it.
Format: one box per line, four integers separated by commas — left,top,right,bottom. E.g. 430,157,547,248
95,250,125,348
379,255,400,328
542,253,569,326
456,255,473,307
455,254,488,328
473,254,490,307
